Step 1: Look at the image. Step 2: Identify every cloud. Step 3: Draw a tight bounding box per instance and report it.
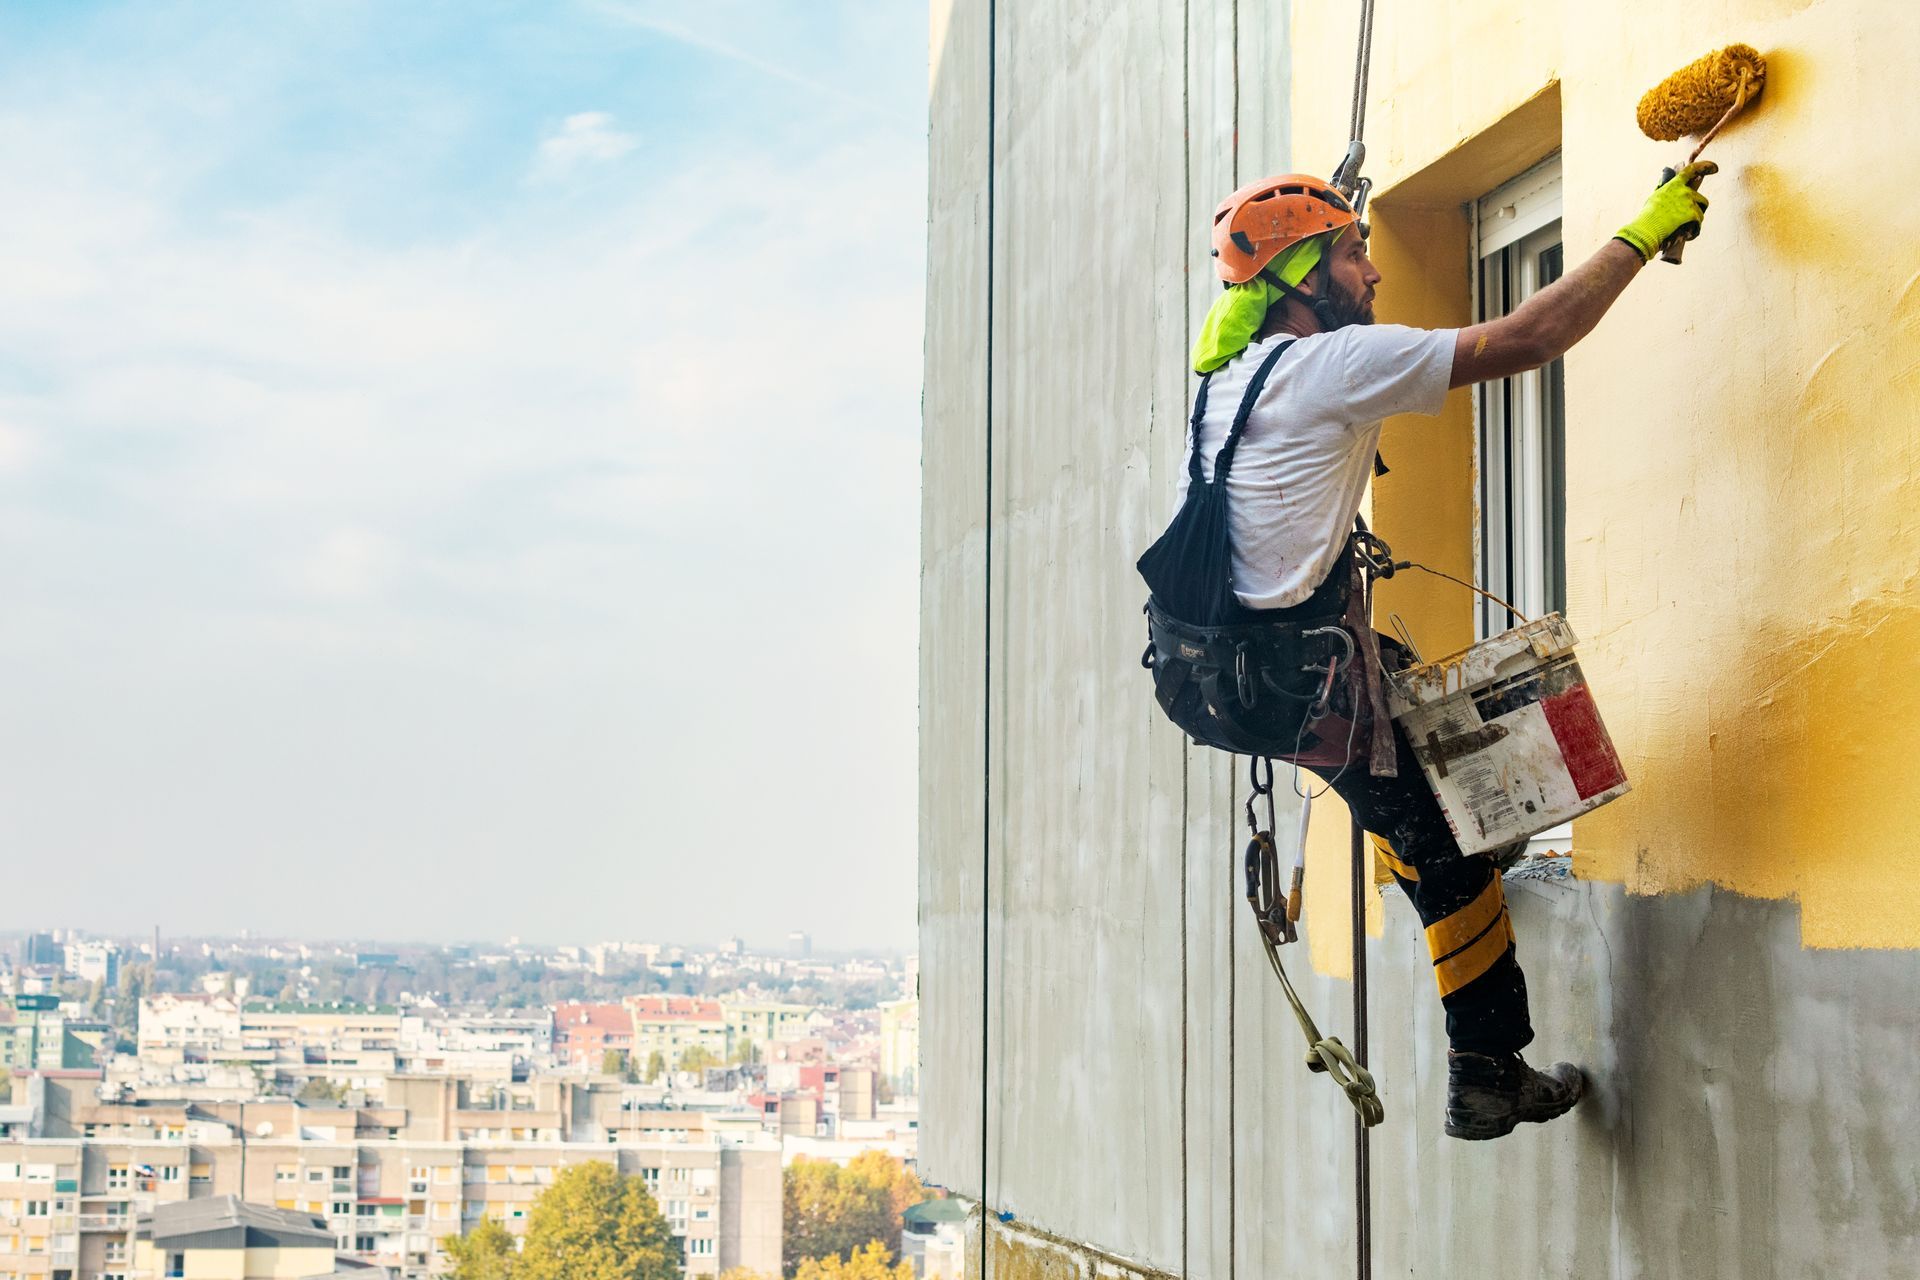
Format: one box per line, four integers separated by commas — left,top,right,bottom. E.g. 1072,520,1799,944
530,111,638,181
589,2,894,120
300,527,395,600
0,418,35,473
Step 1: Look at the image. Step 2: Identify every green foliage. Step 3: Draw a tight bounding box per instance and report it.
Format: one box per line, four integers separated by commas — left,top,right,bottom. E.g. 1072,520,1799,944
793,1242,913,1280
517,1161,678,1280
782,1153,928,1276
445,1220,519,1280
643,1050,667,1083
296,1077,345,1104
601,1048,629,1077
677,1044,720,1074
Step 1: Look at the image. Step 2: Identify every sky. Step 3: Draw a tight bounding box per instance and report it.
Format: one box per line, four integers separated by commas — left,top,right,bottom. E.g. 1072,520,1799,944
0,1,929,951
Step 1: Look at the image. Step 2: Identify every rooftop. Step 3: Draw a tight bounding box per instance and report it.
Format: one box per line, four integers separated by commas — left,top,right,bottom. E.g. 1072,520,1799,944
140,1195,335,1249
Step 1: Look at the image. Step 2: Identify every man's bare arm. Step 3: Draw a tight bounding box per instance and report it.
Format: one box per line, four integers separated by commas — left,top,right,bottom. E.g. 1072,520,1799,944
1447,163,1719,388
1449,239,1643,388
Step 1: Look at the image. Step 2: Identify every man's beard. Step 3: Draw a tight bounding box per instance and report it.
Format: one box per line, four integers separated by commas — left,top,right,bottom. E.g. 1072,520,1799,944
1316,274,1375,330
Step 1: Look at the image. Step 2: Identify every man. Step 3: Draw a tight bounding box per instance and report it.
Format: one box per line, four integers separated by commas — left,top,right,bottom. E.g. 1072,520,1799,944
1143,164,1714,1139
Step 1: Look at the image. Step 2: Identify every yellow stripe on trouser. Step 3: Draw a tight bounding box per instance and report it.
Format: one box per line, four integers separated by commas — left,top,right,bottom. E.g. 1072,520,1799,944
1373,837,1419,883
1425,877,1506,960
1434,910,1515,997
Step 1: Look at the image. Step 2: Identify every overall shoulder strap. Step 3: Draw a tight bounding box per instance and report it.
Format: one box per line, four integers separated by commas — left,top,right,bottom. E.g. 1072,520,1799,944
1184,373,1215,485
1210,339,1296,483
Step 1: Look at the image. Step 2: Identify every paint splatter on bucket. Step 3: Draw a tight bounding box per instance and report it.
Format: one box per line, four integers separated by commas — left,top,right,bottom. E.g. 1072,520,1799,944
1385,613,1630,856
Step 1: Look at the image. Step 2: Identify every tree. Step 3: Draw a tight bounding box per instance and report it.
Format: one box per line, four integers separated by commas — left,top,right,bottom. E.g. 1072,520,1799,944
601,1048,629,1077
677,1044,720,1074
783,1159,893,1276
444,1220,518,1280
793,1243,913,1280
517,1161,678,1280
843,1151,927,1259
643,1050,666,1083
296,1078,344,1104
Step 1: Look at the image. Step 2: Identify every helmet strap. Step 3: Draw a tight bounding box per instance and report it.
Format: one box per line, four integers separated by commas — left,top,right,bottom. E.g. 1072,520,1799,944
1269,258,1344,332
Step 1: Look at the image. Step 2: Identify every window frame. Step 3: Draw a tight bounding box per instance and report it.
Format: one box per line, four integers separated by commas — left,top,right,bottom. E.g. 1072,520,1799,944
1473,151,1574,856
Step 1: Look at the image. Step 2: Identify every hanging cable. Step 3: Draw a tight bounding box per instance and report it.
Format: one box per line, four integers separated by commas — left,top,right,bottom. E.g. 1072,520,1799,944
1348,0,1377,145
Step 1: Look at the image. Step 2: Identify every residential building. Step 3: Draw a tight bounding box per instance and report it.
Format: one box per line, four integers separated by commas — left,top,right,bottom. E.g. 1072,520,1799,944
877,999,918,1097
2,998,98,1074
716,1002,810,1061
136,997,400,1077
130,1196,380,1280
61,945,118,990
921,0,1920,1276
624,999,726,1072
1,1074,782,1278
900,1199,964,1280
548,1004,631,1070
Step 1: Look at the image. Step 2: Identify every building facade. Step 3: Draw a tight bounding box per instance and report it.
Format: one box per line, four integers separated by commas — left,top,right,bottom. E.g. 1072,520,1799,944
920,1,1920,1277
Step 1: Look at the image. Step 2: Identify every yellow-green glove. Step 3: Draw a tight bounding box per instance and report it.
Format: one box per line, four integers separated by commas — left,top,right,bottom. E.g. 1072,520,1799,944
1615,161,1718,261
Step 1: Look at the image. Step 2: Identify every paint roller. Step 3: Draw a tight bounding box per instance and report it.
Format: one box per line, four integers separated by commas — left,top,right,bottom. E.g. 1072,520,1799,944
1635,43,1767,263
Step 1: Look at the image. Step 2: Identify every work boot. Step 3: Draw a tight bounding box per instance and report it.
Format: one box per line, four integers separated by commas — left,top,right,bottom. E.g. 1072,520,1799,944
1443,1050,1585,1141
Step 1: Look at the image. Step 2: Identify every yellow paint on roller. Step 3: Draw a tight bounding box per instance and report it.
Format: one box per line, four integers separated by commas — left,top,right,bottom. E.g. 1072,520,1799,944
1473,334,1490,357
1289,0,1920,960
1636,44,1767,141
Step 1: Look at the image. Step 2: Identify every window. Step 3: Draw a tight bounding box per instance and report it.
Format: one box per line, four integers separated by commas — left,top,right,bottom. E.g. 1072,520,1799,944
333,1166,353,1181
24,1203,47,1218
687,1238,713,1256
159,1167,182,1184
276,1166,297,1183
308,1169,328,1183
331,1202,352,1218
1475,154,1566,635
106,1166,129,1190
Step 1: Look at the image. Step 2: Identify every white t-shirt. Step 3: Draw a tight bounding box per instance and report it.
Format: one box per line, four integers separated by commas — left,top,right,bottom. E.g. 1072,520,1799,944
1175,324,1457,610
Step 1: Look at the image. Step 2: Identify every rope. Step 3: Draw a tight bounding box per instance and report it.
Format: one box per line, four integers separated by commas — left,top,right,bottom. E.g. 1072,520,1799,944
1254,926,1385,1127
1348,0,1377,145
1245,756,1386,1129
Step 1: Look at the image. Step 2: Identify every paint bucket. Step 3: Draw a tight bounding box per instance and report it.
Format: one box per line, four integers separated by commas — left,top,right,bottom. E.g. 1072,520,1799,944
1384,613,1630,856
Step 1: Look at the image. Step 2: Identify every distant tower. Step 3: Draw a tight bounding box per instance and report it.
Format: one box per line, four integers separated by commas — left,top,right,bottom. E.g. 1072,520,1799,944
787,931,812,959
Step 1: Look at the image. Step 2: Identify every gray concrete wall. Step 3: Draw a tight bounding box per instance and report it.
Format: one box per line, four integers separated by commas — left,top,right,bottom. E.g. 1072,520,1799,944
919,2,1920,1278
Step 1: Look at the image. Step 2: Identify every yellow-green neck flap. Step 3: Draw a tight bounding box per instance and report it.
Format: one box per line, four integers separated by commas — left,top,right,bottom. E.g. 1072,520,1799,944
1190,234,1328,374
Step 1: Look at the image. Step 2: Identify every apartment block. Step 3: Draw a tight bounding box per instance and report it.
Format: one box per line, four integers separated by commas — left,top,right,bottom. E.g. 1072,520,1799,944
0,1076,779,1280
876,1000,917,1096
135,998,400,1081
130,1196,379,1280
715,1002,810,1060
548,1005,631,1070
622,999,725,1071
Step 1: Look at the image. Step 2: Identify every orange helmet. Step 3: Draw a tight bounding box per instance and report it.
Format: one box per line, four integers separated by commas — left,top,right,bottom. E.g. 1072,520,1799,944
1209,174,1359,284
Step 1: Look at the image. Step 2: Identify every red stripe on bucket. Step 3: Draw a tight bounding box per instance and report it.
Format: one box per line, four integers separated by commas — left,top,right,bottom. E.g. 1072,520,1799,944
1541,684,1627,799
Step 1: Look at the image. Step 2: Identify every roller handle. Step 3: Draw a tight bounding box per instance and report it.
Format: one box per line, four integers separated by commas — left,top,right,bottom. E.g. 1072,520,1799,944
1657,165,1707,265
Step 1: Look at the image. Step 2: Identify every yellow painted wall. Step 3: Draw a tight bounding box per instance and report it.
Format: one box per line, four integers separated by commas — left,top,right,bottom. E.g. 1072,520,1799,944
1291,0,1920,950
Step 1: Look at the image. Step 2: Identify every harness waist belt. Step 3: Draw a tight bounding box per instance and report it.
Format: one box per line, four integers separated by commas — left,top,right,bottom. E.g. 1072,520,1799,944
1147,601,1347,672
